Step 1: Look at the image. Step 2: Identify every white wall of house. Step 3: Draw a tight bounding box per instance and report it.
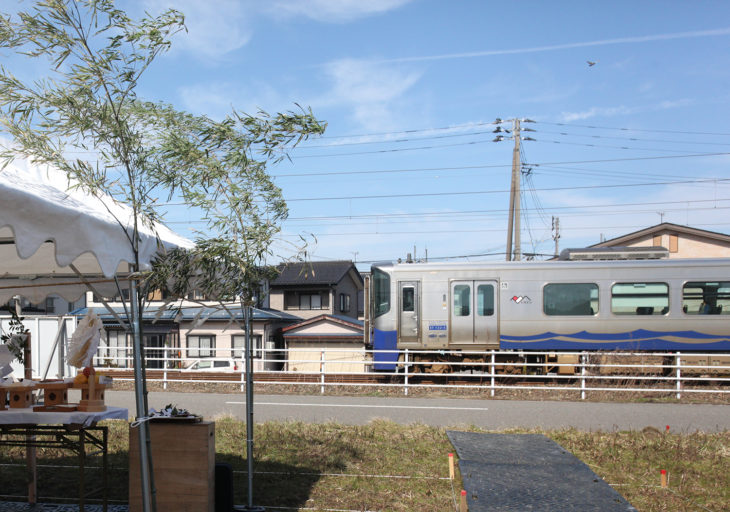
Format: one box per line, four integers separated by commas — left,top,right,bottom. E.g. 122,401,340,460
621,233,730,258
284,319,365,373
178,320,277,372
285,341,367,373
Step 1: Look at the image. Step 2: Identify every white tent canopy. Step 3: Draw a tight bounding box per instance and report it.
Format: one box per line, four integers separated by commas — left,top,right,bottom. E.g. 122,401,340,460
0,155,194,303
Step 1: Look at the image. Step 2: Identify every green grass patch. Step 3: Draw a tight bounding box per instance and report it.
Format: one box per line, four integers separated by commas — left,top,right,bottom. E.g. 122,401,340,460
0,420,727,511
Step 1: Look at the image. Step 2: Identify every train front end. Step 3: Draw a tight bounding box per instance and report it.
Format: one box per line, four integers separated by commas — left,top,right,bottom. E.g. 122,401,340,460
370,263,399,370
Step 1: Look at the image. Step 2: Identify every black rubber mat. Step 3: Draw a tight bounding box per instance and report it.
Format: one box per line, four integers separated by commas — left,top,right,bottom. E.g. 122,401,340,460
447,431,637,512
0,503,127,511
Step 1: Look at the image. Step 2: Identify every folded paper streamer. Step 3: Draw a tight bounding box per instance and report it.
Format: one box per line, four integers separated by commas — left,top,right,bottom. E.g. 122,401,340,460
67,310,105,368
0,344,14,378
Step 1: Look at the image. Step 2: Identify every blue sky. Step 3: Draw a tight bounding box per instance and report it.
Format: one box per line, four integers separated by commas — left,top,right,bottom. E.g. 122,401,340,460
9,1,730,267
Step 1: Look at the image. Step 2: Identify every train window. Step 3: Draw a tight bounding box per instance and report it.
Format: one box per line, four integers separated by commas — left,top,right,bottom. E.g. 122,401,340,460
543,283,598,316
402,287,415,312
611,283,669,315
477,284,494,316
454,284,470,316
682,281,730,315
372,268,391,317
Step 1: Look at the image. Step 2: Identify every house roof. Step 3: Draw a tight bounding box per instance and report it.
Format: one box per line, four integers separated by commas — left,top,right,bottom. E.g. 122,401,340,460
272,260,363,287
282,313,363,333
591,223,730,247
72,306,302,323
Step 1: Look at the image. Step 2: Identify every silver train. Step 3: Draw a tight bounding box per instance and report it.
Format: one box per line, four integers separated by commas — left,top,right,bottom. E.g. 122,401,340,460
368,257,730,370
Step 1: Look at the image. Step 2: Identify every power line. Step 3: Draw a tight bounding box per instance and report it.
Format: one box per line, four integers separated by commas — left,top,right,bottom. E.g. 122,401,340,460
284,177,730,202
270,151,730,178
316,121,496,140
293,129,495,149
535,129,730,147
537,120,730,137
534,138,708,154
271,163,508,178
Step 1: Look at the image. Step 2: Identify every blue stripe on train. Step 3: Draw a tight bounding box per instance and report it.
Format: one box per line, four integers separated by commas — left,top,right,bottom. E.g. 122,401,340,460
501,329,730,342
373,328,398,370
500,331,730,351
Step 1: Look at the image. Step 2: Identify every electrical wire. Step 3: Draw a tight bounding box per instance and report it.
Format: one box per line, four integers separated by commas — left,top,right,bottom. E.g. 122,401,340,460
536,120,730,137
283,177,730,202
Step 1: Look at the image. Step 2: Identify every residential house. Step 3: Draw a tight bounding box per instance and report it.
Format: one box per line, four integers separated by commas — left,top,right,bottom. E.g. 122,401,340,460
269,261,366,373
282,314,366,374
590,222,730,258
269,261,364,320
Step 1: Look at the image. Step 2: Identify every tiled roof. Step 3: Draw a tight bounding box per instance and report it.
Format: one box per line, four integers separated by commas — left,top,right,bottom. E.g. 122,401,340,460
272,260,362,286
591,222,730,247
72,306,302,323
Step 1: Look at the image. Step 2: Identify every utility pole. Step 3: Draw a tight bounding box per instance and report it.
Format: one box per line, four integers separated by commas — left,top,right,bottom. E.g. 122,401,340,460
504,119,521,261
512,118,522,261
552,216,560,257
495,117,534,261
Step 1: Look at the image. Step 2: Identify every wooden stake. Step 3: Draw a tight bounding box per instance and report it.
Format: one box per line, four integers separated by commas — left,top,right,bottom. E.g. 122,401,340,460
448,453,455,480
660,469,667,488
460,490,468,512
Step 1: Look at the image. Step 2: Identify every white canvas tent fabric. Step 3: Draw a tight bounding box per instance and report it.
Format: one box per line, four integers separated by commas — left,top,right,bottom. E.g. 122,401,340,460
0,155,194,303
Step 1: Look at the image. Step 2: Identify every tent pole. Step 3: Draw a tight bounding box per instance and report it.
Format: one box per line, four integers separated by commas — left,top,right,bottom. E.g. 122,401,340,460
130,277,155,512
242,300,264,511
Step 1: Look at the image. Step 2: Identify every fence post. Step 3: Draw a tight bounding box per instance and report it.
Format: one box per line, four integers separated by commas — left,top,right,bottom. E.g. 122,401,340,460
163,347,168,390
580,352,586,400
404,349,409,396
490,351,496,397
240,361,245,392
320,350,326,395
675,351,682,400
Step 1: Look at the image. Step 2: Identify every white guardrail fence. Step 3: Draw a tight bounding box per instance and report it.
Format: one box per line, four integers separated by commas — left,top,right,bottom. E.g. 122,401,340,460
91,347,730,399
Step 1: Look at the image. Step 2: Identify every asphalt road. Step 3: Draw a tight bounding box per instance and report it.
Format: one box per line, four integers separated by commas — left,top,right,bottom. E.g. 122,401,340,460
100,390,730,432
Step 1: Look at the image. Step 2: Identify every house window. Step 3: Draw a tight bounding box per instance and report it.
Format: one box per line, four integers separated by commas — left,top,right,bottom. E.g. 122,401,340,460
669,234,678,253
232,334,263,358
187,335,215,358
45,297,55,313
339,293,351,313
284,291,329,310
187,288,208,301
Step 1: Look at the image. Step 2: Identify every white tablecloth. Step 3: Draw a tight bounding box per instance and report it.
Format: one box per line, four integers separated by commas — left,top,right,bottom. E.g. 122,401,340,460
0,406,128,427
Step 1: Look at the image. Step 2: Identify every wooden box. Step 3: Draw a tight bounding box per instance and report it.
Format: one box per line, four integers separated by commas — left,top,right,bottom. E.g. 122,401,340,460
40,381,70,406
0,386,6,411
129,421,215,512
8,383,35,408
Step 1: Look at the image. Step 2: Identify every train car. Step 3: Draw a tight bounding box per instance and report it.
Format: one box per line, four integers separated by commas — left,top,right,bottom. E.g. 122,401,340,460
369,257,730,371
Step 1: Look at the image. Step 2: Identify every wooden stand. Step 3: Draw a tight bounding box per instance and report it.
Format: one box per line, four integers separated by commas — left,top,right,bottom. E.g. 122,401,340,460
129,421,215,512
72,369,111,412
0,385,7,411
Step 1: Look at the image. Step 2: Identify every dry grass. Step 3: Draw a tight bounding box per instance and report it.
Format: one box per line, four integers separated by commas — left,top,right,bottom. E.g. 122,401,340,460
1,419,728,511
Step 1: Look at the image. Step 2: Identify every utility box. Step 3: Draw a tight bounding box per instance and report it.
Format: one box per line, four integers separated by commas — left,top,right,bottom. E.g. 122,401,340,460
129,420,215,512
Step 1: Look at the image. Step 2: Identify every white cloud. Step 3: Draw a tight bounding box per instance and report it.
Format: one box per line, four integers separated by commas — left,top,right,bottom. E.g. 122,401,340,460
142,0,253,59
264,0,414,23
317,58,422,130
559,98,695,122
178,82,284,119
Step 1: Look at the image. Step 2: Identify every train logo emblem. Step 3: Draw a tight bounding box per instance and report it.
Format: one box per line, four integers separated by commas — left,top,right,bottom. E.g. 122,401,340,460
511,295,531,304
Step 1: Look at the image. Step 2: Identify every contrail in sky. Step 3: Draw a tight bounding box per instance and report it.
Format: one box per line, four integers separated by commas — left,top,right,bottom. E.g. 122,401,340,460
375,27,730,64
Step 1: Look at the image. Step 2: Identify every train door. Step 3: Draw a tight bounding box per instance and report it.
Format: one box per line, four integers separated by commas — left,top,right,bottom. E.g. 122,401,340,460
398,281,420,343
450,280,498,345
